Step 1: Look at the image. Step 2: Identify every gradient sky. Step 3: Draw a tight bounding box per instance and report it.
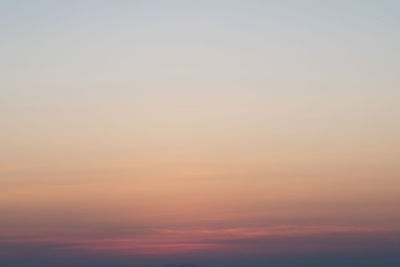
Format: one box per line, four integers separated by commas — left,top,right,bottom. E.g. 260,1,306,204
1,1,400,266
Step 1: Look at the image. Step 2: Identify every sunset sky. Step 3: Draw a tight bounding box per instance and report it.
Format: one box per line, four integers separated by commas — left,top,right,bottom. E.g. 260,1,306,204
1,1,400,267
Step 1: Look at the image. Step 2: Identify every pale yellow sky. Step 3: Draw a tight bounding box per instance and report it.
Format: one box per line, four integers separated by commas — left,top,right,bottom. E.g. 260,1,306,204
1,0,400,262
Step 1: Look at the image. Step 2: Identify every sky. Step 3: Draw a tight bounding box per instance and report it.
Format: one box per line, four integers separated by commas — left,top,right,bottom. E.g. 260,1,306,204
1,1,400,266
